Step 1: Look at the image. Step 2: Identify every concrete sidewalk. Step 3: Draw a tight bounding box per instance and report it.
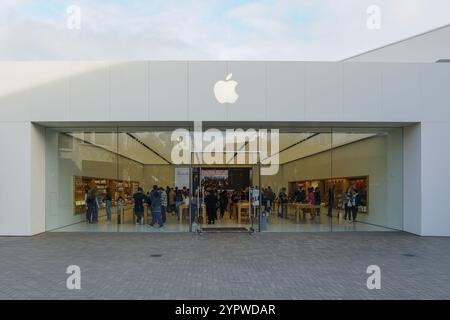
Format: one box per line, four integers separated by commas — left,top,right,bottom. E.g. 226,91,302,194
0,232,449,299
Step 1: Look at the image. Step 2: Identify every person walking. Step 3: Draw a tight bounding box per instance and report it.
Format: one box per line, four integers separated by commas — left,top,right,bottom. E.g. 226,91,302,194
344,186,354,223
94,189,103,223
278,187,288,218
205,189,218,224
174,187,183,220
351,188,359,223
266,186,275,214
308,187,316,220
148,185,158,218
168,187,175,214
314,187,321,217
86,188,96,224
94,188,102,223
190,191,199,224
165,186,171,213
84,188,89,222
149,185,159,202
149,191,164,228
160,187,168,223
219,189,228,219
327,186,335,217
105,187,112,222
133,187,146,225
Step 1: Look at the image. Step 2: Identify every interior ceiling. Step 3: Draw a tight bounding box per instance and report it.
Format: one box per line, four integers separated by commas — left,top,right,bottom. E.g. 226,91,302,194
68,131,377,166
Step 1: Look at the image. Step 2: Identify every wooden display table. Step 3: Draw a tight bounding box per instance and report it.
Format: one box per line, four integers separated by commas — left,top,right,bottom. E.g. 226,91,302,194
236,201,250,224
287,203,324,223
122,205,137,224
179,203,206,223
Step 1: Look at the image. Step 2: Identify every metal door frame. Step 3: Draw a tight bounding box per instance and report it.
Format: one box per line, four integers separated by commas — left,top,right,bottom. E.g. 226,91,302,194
188,150,261,233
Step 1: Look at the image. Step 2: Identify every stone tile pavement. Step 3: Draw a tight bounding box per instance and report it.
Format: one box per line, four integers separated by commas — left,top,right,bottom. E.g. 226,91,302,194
0,232,449,299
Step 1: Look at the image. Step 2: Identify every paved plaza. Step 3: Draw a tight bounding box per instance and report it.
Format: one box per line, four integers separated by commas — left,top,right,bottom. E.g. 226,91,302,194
0,232,449,299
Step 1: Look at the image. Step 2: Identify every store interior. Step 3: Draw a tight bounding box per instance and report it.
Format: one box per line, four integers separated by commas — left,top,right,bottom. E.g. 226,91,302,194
44,126,403,232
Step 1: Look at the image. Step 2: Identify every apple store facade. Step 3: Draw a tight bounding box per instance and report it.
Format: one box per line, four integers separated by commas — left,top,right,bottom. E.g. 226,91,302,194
0,61,449,236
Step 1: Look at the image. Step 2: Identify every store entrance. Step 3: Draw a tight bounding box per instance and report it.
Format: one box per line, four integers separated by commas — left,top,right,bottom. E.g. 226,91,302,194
189,154,261,233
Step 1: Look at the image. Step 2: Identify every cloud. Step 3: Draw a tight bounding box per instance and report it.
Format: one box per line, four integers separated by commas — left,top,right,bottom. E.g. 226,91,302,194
0,0,449,60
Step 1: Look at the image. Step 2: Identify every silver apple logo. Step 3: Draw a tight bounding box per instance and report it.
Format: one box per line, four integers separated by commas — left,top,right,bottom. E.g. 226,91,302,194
214,73,239,104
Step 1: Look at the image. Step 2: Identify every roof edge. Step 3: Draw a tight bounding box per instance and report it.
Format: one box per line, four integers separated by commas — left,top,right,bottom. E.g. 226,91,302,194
341,23,450,62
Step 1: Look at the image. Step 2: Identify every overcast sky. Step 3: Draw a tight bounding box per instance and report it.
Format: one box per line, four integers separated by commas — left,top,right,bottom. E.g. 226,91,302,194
0,0,449,60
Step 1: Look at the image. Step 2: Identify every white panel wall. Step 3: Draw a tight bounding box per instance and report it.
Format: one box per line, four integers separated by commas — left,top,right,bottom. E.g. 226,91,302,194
403,124,422,235
188,61,227,121
267,62,306,121
110,62,149,121
68,62,111,121
0,63,32,121
381,63,421,121
0,123,31,235
419,63,450,122
343,63,382,121
1,61,450,235
30,62,71,121
416,62,450,236
30,123,46,235
1,61,446,124
344,25,450,63
228,61,266,121
305,62,343,121
420,122,450,236
149,61,188,121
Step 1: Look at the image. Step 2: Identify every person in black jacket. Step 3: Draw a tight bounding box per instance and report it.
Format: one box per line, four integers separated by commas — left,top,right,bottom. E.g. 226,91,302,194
205,189,218,224
266,187,275,213
133,187,146,225
219,190,228,219
314,187,321,217
174,187,184,221
278,188,288,218
86,188,96,224
327,186,335,217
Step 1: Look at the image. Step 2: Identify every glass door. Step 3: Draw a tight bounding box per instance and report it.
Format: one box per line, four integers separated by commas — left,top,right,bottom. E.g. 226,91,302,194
189,150,261,233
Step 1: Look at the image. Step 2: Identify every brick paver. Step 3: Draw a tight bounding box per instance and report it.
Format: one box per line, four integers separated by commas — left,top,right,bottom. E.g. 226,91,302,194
0,232,449,299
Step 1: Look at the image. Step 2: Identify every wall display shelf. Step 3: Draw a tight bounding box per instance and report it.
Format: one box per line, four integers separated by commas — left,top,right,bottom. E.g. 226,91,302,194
289,175,369,214
73,176,140,214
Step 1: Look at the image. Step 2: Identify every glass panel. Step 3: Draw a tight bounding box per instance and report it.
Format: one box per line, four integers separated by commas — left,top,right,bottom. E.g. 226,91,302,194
330,127,403,232
188,125,334,233
45,127,118,231
44,124,402,234
189,123,262,232
262,127,332,232
117,126,191,232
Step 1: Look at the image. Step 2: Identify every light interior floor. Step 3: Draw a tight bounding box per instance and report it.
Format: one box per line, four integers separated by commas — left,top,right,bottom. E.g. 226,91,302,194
51,208,395,233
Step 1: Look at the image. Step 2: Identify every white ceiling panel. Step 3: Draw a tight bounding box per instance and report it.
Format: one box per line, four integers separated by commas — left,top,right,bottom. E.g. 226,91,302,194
65,130,378,166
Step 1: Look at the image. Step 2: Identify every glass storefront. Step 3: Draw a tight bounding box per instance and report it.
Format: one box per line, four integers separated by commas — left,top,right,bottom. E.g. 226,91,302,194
45,125,403,233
